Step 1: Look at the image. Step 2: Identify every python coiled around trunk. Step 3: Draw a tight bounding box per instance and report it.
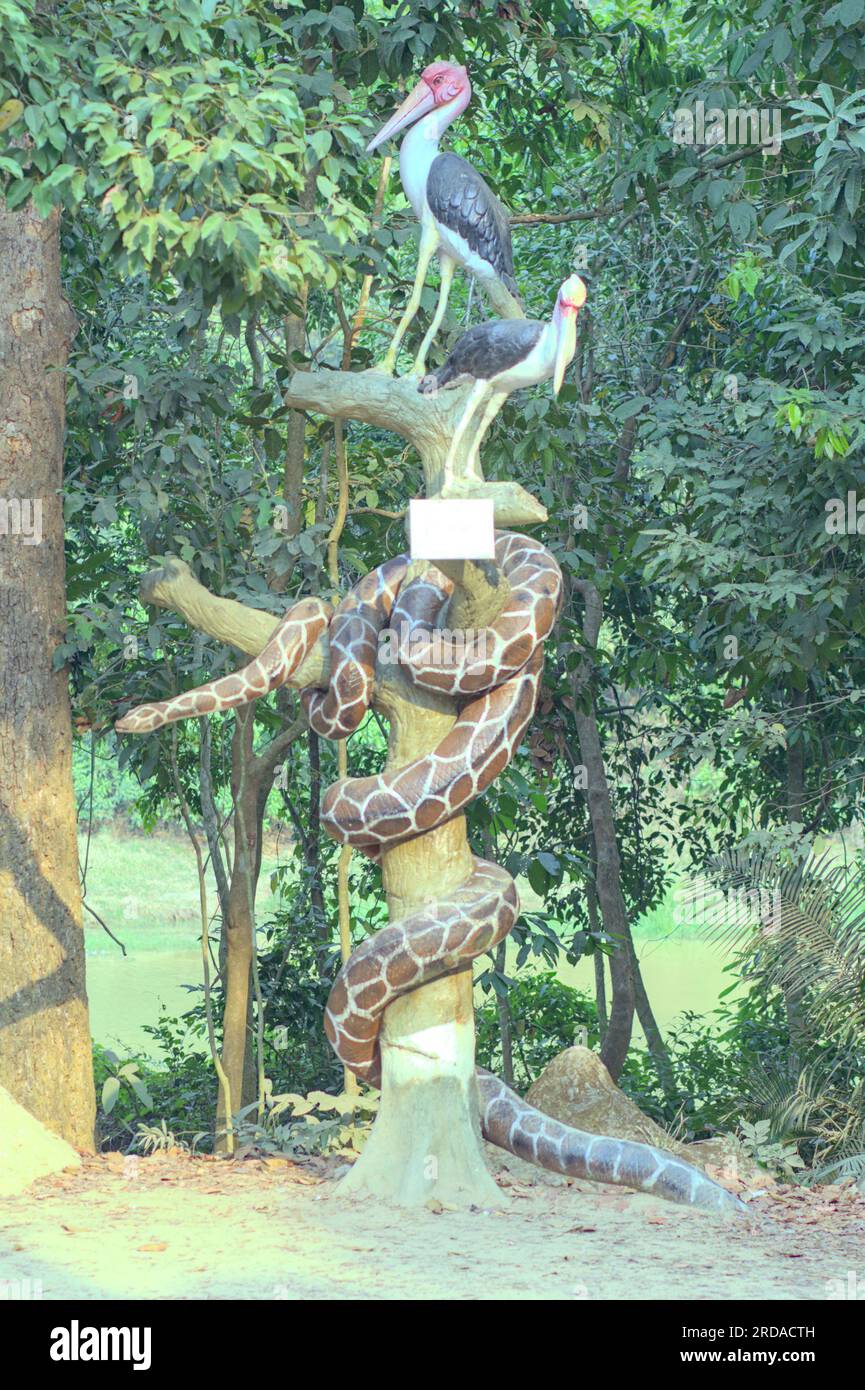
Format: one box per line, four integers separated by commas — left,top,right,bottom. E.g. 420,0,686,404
117,533,745,1215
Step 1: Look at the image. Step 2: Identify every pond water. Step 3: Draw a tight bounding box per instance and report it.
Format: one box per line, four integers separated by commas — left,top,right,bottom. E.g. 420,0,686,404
87,947,206,1057
86,933,736,1059
81,829,740,1060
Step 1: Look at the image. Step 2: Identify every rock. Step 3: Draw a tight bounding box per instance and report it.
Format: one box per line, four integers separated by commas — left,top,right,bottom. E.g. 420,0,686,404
526,1046,665,1145
0,1083,81,1196
526,1047,692,1159
525,1048,764,1183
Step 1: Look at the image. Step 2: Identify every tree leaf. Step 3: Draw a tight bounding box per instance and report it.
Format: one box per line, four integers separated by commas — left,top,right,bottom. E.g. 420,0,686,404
102,1076,121,1114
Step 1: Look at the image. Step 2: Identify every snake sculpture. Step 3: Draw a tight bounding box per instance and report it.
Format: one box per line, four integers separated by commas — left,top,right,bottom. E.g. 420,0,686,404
117,532,744,1216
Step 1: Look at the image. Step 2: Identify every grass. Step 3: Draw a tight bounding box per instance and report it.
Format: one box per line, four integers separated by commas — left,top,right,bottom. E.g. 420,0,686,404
79,825,285,955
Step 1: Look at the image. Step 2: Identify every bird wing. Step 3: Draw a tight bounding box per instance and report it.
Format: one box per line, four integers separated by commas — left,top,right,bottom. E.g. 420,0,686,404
427,152,518,296
428,319,545,389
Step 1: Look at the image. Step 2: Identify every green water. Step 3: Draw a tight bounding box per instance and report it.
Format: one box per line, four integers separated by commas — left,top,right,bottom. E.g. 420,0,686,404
86,932,735,1058
81,827,282,1055
563,935,738,1042
81,829,738,1058
86,946,205,1055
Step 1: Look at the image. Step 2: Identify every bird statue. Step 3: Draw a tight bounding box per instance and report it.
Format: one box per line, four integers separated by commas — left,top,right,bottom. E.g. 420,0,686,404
417,274,587,486
366,60,522,377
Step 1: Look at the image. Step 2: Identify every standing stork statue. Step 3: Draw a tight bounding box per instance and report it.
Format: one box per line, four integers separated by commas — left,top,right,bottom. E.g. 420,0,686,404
418,274,587,485
366,60,523,377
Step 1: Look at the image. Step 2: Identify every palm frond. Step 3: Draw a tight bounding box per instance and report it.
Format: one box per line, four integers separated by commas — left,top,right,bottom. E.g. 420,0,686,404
682,845,865,1041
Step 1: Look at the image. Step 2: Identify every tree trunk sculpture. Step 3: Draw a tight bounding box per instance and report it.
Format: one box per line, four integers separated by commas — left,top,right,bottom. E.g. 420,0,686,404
116,372,744,1217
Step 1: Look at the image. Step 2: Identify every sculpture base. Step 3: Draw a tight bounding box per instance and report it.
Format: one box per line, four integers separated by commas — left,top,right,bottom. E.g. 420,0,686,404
431,477,548,528
337,972,503,1209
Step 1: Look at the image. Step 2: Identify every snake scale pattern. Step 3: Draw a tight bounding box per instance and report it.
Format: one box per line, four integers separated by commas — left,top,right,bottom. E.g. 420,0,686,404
117,533,745,1215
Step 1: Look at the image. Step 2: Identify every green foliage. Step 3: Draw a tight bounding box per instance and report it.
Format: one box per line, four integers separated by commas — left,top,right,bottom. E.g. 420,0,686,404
690,847,865,1177
737,1117,807,1178
73,735,144,824
0,0,369,308
234,1088,378,1159
98,1047,153,1116
476,972,600,1092
620,1001,791,1139
93,1023,216,1149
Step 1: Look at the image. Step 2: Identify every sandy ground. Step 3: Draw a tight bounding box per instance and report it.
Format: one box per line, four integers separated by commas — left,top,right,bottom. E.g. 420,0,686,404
0,1148,862,1301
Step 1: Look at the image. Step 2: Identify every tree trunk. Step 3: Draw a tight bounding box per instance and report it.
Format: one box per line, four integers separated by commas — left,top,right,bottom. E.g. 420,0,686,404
339,568,506,1207
0,204,95,1150
784,687,809,1066
574,703,634,1078
216,707,262,1141
494,938,514,1088
630,940,677,1102
585,833,608,1043
571,580,635,1080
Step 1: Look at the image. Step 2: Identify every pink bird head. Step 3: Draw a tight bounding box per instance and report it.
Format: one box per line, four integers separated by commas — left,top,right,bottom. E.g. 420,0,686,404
420,61,470,106
366,61,472,153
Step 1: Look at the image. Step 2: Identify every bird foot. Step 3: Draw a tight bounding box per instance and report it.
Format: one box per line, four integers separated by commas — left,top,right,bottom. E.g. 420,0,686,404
440,465,457,490
370,354,397,376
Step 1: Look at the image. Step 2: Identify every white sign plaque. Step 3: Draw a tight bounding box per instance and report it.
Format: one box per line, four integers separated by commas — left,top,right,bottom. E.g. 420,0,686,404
408,498,495,561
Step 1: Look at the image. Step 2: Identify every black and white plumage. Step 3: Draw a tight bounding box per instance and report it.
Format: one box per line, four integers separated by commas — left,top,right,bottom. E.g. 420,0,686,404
421,318,544,390
417,275,587,483
426,152,519,300
366,61,523,376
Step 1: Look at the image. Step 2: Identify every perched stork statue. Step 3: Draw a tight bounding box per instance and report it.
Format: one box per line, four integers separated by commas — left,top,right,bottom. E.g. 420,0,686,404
366,60,522,377
418,274,587,485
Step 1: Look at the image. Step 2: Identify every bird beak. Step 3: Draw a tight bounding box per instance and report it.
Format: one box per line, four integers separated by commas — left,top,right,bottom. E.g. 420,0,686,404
553,276,586,396
366,79,436,152
553,313,578,396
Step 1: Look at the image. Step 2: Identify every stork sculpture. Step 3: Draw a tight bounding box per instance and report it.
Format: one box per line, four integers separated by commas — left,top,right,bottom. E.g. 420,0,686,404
418,274,587,485
367,60,522,377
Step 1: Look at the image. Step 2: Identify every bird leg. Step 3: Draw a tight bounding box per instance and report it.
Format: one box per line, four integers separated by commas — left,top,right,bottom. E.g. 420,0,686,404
465,389,507,479
442,379,490,485
410,255,456,377
376,223,439,375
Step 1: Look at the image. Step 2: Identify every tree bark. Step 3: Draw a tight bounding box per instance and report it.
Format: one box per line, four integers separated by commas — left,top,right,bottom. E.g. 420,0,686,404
0,204,96,1149
576,706,635,1078
630,940,677,1101
494,938,515,1088
586,869,608,1044
338,559,510,1206
784,686,809,1067
572,581,634,1080
216,707,262,1141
